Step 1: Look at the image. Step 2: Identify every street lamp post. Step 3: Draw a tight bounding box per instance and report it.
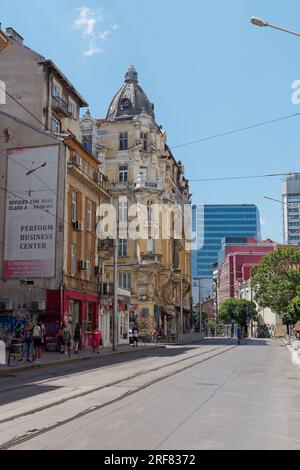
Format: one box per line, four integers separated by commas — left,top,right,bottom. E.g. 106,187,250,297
113,237,118,352
198,278,202,337
251,17,300,37
180,266,183,336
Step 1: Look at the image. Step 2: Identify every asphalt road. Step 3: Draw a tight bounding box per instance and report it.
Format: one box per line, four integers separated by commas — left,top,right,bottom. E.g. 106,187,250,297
1,338,300,450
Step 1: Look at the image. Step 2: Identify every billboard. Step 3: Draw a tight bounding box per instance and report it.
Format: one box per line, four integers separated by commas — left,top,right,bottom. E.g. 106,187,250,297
3,145,59,279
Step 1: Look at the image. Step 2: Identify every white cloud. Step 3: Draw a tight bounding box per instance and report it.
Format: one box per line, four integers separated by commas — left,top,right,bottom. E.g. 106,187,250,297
73,6,102,37
99,30,111,41
73,6,119,57
84,40,104,56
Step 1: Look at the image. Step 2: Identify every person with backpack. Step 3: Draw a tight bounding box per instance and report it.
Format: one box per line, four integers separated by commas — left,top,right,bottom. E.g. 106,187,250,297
73,323,81,354
32,322,43,363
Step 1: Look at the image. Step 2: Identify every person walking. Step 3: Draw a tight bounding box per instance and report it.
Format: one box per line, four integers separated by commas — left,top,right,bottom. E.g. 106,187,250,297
57,322,65,353
92,326,102,353
32,322,43,363
73,323,81,354
21,322,33,362
236,325,242,345
132,326,139,347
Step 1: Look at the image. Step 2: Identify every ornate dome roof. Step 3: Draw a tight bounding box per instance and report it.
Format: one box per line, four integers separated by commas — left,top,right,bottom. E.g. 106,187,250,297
106,66,155,122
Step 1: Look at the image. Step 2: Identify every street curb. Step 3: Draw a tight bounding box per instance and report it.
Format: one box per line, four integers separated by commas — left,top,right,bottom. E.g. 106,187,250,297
0,345,166,376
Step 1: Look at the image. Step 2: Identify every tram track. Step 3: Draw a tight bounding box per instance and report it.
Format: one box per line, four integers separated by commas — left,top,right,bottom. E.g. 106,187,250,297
0,344,237,450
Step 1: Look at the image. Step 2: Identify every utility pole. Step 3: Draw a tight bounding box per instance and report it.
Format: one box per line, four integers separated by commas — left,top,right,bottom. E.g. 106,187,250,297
180,266,183,336
113,237,118,352
198,278,202,336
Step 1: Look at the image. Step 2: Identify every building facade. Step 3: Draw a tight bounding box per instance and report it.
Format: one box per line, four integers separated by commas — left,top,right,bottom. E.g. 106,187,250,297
192,204,261,303
0,25,112,348
80,66,192,335
217,237,277,305
282,174,300,246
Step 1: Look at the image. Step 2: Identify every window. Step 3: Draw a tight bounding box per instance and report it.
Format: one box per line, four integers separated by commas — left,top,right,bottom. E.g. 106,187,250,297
141,132,148,151
86,251,92,281
147,200,154,222
118,239,128,257
71,191,77,222
51,116,61,133
71,244,77,276
118,273,131,289
118,198,128,222
87,199,92,231
147,238,154,254
119,132,128,151
52,81,62,98
119,165,128,183
67,98,76,117
83,135,93,153
85,303,93,332
141,308,149,317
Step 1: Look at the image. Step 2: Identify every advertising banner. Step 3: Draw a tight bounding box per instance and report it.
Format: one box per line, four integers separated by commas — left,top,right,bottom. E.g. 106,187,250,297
3,145,59,278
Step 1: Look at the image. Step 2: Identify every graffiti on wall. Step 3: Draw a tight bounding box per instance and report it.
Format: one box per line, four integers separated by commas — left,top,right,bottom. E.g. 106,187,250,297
0,316,26,344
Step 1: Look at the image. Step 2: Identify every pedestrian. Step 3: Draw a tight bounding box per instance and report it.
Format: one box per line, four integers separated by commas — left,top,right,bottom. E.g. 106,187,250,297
132,325,139,347
21,322,33,362
32,322,43,363
57,322,65,353
236,325,241,345
63,323,71,356
73,323,81,354
92,326,102,353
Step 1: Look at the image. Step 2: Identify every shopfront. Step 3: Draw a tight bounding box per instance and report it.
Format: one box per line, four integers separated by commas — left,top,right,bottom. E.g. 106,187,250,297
46,289,99,349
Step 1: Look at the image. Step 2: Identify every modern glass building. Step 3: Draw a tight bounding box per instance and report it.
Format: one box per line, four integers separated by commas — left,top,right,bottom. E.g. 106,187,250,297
192,204,261,303
282,174,300,246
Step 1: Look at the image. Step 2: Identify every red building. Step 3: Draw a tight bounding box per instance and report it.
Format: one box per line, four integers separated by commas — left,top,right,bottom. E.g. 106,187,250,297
218,237,278,305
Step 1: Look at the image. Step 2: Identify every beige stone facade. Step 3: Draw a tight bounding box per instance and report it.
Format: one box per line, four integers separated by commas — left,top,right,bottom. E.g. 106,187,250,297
80,67,192,335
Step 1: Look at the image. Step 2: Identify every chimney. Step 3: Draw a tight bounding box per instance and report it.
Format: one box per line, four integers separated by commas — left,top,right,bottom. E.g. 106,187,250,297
5,27,23,44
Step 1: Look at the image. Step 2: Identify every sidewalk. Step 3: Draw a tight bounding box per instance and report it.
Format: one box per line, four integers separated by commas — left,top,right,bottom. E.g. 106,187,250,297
0,343,165,376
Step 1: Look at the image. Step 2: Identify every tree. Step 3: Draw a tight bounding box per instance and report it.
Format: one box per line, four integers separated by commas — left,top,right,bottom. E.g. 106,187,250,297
251,247,300,320
219,298,257,326
287,287,300,323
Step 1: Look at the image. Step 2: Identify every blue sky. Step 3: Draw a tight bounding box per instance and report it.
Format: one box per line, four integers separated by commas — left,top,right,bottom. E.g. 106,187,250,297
2,0,300,241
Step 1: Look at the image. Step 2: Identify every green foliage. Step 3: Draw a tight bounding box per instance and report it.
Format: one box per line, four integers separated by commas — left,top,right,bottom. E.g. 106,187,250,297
219,298,257,326
287,287,300,323
251,247,300,316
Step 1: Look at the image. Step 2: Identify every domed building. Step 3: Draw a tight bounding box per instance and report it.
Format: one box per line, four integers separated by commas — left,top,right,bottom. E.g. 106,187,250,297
80,66,192,346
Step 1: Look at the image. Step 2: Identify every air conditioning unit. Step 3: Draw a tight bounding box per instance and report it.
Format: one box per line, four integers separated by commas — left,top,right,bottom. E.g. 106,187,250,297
0,301,13,311
72,154,82,167
31,301,45,311
79,260,88,270
95,266,103,276
73,220,83,231
94,171,103,182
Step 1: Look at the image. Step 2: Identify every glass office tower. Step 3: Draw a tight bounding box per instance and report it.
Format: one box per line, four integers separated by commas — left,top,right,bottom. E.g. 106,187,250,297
192,204,261,303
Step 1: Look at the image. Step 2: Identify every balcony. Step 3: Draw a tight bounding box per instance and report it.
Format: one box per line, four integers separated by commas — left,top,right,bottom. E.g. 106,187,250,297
99,282,114,296
134,176,162,191
140,253,162,264
98,238,114,251
51,95,71,118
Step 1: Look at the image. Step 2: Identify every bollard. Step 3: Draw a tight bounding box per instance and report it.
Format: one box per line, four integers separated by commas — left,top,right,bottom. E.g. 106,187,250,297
0,340,6,365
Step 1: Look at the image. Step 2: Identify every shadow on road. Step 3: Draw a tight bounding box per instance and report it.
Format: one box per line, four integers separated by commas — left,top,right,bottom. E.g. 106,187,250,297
0,338,270,406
